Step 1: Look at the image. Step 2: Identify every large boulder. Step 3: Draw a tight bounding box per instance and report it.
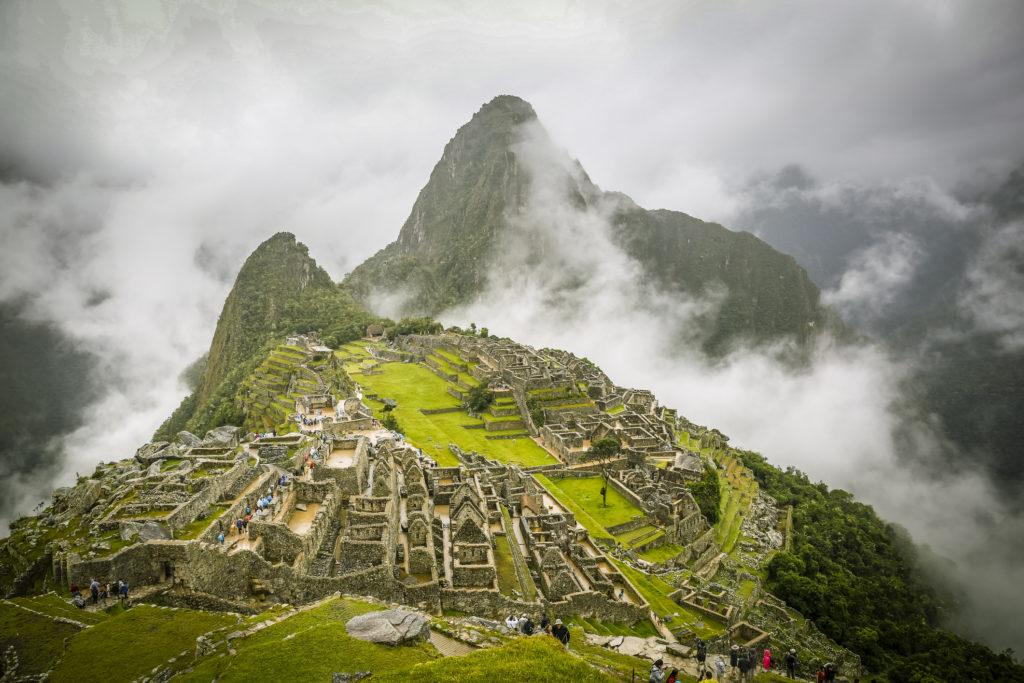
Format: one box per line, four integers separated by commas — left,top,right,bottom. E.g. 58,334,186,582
65,480,103,516
617,636,650,657
138,521,172,542
177,431,203,448
344,609,430,646
135,441,176,465
119,521,143,541
203,425,240,448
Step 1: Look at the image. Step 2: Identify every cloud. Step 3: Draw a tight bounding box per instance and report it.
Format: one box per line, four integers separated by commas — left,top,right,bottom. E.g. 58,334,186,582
959,220,1024,352
823,231,924,325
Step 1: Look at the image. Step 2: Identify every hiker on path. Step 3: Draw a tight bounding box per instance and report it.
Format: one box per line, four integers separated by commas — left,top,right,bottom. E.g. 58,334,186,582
519,614,534,636
99,582,108,603
785,648,798,678
119,580,129,605
649,658,667,683
89,578,100,604
730,644,739,675
763,649,772,672
551,619,570,652
715,655,727,680
824,662,837,682
695,638,707,675
505,614,519,633
217,532,224,545
540,613,551,633
666,668,679,683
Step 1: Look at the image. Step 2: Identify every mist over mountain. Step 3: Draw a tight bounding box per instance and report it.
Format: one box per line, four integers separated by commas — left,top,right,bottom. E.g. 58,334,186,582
736,162,1024,508
345,96,841,358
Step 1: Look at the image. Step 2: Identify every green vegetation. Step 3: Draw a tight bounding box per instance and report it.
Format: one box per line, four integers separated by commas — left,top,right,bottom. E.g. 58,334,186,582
588,437,621,458
637,543,684,564
466,383,495,412
493,535,519,596
388,317,443,338
686,459,721,525
740,449,1024,680
0,600,84,676
183,599,434,682
376,633,616,682
353,361,554,468
614,525,662,548
571,615,659,639
542,476,641,528
175,505,229,540
610,559,724,640
50,604,235,683
534,474,612,540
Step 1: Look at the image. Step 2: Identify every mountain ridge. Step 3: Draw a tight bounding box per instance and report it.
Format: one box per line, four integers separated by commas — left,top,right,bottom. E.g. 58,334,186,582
344,95,841,356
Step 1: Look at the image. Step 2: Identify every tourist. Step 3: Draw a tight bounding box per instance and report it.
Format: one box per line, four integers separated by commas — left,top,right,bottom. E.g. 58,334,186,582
715,655,727,680
70,583,81,598
666,668,679,683
649,658,667,683
540,613,551,633
815,665,825,682
236,518,243,535
119,580,129,605
730,644,739,674
823,662,837,682
243,515,250,532
505,614,519,633
738,649,751,681
695,638,707,674
618,588,624,600
89,578,100,604
217,532,224,545
551,619,570,652
785,648,798,678
99,582,108,603
763,649,772,672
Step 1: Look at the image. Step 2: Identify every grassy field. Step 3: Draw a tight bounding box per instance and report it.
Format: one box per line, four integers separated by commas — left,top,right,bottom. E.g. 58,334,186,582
637,543,685,564
183,599,435,682
533,475,613,540
541,476,643,528
50,604,236,683
493,535,519,596
375,633,618,682
353,361,556,468
0,600,84,676
713,453,759,553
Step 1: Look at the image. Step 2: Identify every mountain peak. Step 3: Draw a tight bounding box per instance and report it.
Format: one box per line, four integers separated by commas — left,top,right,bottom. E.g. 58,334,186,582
475,94,537,122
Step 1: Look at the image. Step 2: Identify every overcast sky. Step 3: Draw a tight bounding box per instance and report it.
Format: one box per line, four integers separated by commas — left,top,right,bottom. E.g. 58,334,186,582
1,0,1023,650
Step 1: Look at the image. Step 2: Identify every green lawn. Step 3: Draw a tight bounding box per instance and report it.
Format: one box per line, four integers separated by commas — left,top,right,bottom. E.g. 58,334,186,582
8,593,110,626
638,543,685,564
614,525,662,548
493,535,519,596
534,475,613,540
541,476,642,527
354,362,555,468
375,634,617,683
0,601,84,676
176,505,230,540
50,604,236,683
182,599,436,682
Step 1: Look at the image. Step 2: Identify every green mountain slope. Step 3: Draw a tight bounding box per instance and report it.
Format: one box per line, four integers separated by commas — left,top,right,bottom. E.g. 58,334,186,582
154,232,379,440
344,95,840,355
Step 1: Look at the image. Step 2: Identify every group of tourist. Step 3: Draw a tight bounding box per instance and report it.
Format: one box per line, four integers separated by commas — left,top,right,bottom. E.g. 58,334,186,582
679,639,832,682
217,478,288,545
504,613,571,651
70,578,128,609
298,411,325,428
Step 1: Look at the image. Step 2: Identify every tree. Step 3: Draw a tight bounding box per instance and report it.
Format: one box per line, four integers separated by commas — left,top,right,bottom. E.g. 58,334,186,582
380,410,402,433
466,384,495,412
480,327,489,338
589,437,621,460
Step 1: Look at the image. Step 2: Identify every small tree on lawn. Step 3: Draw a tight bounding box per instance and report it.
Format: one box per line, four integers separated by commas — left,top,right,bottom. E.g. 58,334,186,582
466,383,495,413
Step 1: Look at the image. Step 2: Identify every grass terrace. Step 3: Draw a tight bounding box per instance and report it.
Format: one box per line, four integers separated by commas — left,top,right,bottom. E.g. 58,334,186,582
50,604,236,683
0,599,84,677
614,525,663,549
175,505,230,540
533,474,613,540
353,361,555,468
540,476,643,528
493,535,519,596
610,559,725,640
182,598,435,682
637,543,685,564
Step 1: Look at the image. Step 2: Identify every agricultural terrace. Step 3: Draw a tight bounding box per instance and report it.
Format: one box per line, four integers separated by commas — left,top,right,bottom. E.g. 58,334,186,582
347,355,557,468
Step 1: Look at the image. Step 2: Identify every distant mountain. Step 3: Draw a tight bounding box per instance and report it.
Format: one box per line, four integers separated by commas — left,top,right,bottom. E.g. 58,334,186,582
154,232,377,440
345,96,841,356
